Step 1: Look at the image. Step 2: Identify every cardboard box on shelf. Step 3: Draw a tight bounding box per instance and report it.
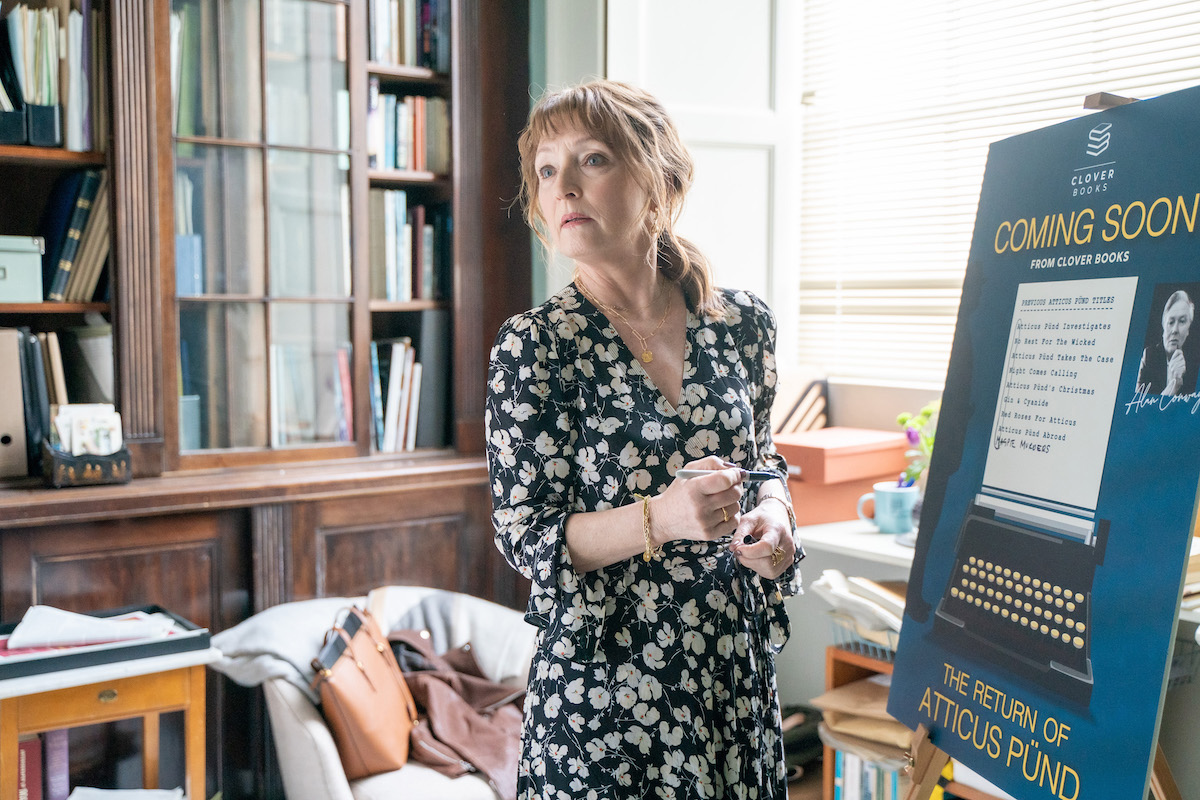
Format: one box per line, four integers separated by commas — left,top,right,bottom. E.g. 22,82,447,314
0,236,45,302
774,427,909,525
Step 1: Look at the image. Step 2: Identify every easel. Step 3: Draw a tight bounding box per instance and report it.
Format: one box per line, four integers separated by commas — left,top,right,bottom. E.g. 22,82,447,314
903,725,1183,800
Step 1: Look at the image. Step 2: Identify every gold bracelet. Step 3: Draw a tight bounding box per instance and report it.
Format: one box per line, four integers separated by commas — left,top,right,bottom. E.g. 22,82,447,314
638,494,663,562
758,494,796,530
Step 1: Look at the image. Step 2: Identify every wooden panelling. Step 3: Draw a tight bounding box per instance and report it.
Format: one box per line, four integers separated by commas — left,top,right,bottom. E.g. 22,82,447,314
451,0,533,454
0,510,251,631
290,481,495,600
111,0,166,474
317,513,468,597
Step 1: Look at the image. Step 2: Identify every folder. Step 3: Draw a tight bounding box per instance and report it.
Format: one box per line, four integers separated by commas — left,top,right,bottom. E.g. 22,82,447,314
0,329,29,477
26,103,62,147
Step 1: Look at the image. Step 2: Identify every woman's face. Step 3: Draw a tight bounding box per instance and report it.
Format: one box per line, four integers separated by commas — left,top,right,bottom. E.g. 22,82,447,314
1162,297,1193,355
534,125,649,271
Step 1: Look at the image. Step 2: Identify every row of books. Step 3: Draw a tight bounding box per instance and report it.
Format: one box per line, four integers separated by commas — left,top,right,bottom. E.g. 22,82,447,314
833,749,904,800
367,0,450,72
367,191,450,302
37,167,111,302
16,729,68,800
0,322,114,477
369,310,450,452
367,82,450,175
0,2,108,150
270,342,354,447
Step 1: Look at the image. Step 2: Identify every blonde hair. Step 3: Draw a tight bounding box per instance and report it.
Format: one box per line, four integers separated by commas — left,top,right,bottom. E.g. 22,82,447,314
517,80,724,316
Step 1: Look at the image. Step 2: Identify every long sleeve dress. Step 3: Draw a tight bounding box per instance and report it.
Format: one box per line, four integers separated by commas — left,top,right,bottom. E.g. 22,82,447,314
485,284,802,800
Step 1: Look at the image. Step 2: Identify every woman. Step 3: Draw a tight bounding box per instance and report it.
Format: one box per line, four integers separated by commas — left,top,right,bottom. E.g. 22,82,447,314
485,80,802,799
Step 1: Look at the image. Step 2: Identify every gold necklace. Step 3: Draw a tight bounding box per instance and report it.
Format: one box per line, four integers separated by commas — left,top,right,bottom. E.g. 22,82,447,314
578,279,674,364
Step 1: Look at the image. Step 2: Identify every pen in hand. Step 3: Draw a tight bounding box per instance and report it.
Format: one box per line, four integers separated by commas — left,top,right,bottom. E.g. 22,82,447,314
676,468,780,483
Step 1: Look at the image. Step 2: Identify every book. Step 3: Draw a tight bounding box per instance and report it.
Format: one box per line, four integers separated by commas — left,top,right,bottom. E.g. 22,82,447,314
367,75,382,168
403,360,421,451
37,170,86,298
367,188,386,299
392,342,416,451
368,340,386,450
57,321,114,404
47,332,68,406
408,204,425,298
63,8,86,152
46,168,103,301
36,332,54,405
43,728,68,800
380,338,410,452
64,169,111,302
414,308,450,448
18,734,42,800
20,329,51,472
336,344,353,442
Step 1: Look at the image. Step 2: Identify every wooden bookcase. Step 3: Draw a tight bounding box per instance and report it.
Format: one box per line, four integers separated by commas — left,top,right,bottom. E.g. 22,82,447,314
823,646,1004,800
0,1,533,797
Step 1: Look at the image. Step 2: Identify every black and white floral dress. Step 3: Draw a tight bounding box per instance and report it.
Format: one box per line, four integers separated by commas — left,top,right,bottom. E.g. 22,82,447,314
485,284,801,800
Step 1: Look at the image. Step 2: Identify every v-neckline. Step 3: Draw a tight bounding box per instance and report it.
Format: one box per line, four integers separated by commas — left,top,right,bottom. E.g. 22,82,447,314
572,284,691,415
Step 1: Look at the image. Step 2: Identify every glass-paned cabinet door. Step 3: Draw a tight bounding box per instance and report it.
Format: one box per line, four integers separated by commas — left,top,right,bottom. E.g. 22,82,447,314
171,0,352,455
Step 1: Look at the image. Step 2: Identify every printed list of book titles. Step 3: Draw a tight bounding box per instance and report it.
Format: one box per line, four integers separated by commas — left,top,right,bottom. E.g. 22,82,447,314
986,277,1137,510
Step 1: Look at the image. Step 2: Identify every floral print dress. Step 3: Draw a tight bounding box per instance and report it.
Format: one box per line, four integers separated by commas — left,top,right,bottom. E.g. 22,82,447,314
485,285,801,800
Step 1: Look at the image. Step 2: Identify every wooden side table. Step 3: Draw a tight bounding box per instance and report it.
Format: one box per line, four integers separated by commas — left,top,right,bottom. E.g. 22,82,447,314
0,647,220,800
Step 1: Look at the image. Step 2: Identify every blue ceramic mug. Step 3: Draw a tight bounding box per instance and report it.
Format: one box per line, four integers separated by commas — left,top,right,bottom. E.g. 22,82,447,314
857,481,920,534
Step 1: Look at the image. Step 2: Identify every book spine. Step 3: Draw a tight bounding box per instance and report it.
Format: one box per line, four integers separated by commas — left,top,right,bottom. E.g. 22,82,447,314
368,341,385,450
43,728,68,800
48,168,103,301
17,734,43,800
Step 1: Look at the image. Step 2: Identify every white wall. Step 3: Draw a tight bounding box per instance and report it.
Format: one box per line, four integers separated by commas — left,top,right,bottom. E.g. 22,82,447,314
605,0,803,387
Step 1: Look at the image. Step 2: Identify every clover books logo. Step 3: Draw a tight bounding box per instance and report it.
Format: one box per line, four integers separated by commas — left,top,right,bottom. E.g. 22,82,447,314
1086,123,1112,157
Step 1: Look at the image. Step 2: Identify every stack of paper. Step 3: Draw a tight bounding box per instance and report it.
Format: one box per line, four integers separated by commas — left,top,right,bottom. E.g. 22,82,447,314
812,569,905,633
8,606,175,649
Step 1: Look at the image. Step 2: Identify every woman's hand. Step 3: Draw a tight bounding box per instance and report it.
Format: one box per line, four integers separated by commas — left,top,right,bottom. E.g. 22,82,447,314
729,495,795,579
651,456,744,544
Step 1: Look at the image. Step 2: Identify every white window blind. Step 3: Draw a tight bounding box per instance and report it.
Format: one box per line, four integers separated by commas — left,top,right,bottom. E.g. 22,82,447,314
798,0,1200,388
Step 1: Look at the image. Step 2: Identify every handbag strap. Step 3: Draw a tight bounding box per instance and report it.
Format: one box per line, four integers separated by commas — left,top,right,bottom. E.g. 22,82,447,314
349,607,420,724
308,606,420,724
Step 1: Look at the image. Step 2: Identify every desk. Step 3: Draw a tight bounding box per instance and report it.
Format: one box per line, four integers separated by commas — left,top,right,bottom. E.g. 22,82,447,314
787,520,1200,797
0,647,220,800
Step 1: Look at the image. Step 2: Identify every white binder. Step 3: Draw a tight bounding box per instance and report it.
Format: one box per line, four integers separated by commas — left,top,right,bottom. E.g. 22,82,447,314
0,327,28,476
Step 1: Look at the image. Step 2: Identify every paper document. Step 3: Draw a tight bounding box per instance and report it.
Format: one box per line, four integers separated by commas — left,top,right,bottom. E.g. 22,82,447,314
7,606,176,649
68,789,183,800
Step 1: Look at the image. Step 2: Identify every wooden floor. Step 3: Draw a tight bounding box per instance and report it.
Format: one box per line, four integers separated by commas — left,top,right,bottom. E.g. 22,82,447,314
788,761,823,800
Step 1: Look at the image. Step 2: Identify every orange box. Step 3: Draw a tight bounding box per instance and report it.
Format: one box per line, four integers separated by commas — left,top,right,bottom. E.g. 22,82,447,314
775,427,908,485
774,427,909,525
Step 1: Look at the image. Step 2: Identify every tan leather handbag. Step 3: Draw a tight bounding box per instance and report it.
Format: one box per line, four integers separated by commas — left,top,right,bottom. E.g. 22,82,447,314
310,607,419,780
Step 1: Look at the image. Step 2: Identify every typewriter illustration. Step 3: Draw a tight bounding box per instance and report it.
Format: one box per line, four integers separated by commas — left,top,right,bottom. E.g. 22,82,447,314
931,277,1138,707
934,491,1106,705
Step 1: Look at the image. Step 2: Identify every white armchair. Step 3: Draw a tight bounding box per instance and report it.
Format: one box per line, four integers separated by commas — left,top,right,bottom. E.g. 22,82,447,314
211,586,537,800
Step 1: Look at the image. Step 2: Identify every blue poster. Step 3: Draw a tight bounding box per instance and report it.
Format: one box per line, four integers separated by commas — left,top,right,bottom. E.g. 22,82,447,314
888,84,1200,800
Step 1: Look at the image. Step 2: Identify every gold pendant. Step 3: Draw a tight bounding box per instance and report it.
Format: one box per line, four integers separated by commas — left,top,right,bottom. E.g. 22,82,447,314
641,351,653,363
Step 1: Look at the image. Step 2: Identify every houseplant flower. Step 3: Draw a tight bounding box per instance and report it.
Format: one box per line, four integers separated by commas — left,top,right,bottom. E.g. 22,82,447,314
896,400,940,488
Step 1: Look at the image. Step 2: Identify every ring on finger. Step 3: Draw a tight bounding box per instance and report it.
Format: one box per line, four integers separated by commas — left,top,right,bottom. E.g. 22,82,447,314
721,506,729,523
771,546,785,567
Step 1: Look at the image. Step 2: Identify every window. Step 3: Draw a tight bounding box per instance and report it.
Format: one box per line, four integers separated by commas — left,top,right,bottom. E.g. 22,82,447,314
799,0,1200,388
172,0,352,453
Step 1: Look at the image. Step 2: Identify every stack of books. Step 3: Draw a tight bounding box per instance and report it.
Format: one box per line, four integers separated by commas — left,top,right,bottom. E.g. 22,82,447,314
37,168,111,303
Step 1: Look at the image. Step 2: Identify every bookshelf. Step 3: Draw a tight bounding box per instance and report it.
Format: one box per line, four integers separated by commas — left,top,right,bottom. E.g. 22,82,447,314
823,646,1005,800
0,1,532,795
